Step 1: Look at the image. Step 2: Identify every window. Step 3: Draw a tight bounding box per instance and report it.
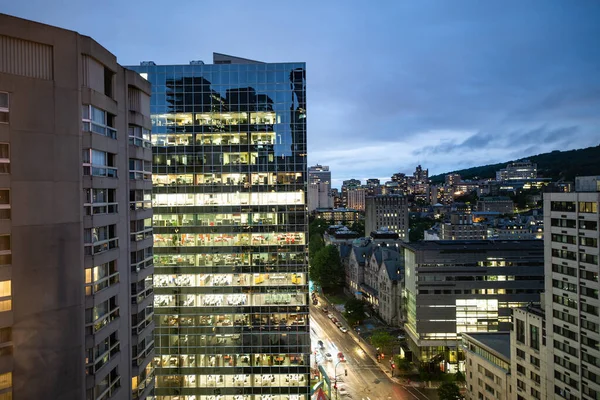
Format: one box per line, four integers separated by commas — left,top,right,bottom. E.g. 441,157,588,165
0,144,9,174
551,201,576,212
84,261,118,296
128,125,151,148
516,319,525,343
129,159,151,180
82,105,116,139
0,190,9,220
516,363,526,375
529,324,540,350
0,235,10,265
130,189,151,210
0,327,11,356
130,218,152,242
83,188,117,215
516,348,525,359
530,355,540,367
0,372,11,390
0,92,8,124
0,281,10,298
579,202,598,213
84,225,118,255
82,149,117,178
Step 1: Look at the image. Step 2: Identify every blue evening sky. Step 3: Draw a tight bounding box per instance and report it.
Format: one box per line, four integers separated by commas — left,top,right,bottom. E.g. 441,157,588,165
4,1,600,188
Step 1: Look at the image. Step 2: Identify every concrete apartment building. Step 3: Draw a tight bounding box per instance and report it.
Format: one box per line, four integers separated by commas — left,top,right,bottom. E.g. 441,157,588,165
308,164,333,212
365,194,409,241
511,305,546,400
544,176,600,400
462,332,511,400
402,240,544,368
0,14,154,400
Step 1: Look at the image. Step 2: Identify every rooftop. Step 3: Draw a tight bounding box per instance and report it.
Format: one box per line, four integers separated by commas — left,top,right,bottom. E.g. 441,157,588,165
464,332,511,360
403,239,543,252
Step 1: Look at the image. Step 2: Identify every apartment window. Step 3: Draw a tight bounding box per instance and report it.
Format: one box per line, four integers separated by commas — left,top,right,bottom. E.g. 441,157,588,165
530,355,540,367
84,225,118,256
531,387,541,399
129,189,151,211
130,218,152,242
129,159,151,181
0,235,10,265
82,149,117,178
0,190,9,220
551,201,576,212
83,188,117,215
85,296,119,334
516,319,525,343
0,92,8,124
0,280,12,314
579,202,598,213
579,219,598,230
0,327,12,356
128,125,151,148
516,348,525,359
516,363,526,375
552,263,576,277
84,261,118,296
0,144,9,174
580,252,599,265
82,105,116,139
0,372,11,390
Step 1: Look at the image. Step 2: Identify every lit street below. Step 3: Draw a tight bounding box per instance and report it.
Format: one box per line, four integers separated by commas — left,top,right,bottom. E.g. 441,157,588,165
310,300,438,400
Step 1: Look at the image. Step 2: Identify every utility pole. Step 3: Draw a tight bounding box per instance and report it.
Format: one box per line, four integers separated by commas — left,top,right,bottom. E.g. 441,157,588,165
334,360,343,400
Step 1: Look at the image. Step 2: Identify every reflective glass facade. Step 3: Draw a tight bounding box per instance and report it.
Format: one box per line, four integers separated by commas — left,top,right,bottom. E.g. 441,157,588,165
130,60,309,400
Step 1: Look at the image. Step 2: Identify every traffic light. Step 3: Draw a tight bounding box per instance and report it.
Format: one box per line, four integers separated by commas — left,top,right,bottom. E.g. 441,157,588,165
345,369,348,376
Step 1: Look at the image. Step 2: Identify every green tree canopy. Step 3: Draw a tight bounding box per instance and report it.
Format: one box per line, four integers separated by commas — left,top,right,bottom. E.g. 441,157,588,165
370,330,395,355
310,245,343,290
437,382,461,400
308,234,325,265
309,218,329,237
343,298,366,326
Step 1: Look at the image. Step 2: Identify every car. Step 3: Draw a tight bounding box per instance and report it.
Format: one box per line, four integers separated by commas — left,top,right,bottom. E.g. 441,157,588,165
340,327,348,333
335,322,342,328
325,353,333,362
331,318,338,324
321,307,328,313
317,340,324,348
327,313,334,319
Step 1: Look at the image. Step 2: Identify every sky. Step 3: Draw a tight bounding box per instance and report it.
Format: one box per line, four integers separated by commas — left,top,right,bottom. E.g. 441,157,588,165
4,0,600,188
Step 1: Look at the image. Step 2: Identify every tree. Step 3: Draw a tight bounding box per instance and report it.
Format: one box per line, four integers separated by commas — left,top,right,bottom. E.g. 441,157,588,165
437,382,461,400
310,245,344,290
308,234,325,265
370,330,395,355
350,219,365,236
409,215,435,242
309,218,328,237
343,298,366,326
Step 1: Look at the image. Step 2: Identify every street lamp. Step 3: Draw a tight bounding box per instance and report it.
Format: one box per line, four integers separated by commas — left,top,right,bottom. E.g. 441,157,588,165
333,360,345,400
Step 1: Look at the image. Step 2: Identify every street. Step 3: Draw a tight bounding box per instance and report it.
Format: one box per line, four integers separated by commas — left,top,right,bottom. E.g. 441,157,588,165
310,301,438,400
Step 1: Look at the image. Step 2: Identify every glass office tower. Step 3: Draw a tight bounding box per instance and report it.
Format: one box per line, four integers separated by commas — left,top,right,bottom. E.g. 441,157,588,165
130,53,309,400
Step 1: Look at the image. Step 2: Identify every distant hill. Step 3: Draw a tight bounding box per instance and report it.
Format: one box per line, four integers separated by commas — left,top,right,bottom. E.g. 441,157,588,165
429,145,600,184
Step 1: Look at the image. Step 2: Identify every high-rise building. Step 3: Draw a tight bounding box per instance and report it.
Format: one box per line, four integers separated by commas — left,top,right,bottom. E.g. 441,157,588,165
544,176,600,400
341,178,361,208
402,240,544,367
0,14,155,400
413,165,429,183
130,53,309,400
346,186,367,211
308,164,333,211
364,195,409,240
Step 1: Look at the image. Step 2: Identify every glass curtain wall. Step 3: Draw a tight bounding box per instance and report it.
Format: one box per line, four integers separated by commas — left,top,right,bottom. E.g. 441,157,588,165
131,62,309,400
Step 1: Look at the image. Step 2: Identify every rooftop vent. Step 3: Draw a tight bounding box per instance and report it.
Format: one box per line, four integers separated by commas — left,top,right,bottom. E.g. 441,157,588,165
140,61,156,66
190,60,205,65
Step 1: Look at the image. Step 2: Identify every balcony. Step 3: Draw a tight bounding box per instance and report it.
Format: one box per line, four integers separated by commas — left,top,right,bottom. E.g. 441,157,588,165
84,238,118,256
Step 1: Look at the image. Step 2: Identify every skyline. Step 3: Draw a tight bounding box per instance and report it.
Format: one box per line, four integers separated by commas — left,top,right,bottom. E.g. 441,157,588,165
3,0,600,187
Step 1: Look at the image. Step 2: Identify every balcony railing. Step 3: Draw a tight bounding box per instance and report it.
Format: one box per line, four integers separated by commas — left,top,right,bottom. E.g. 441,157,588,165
85,272,119,296
86,307,120,335
84,202,118,216
129,200,151,211
84,237,118,256
131,256,153,273
130,228,152,242
132,285,153,305
132,340,155,367
83,121,117,140
132,311,154,336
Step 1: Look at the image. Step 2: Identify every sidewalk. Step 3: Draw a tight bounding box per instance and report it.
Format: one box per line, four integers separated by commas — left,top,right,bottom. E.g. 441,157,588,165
318,293,446,390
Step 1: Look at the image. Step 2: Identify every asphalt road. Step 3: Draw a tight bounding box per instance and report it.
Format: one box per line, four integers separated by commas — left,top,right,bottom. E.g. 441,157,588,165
310,301,438,400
